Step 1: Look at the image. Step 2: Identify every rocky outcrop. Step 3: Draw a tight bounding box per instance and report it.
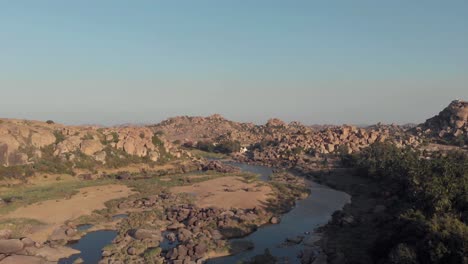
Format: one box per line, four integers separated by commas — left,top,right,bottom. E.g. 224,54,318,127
0,230,73,264
244,123,421,167
0,119,179,178
0,255,46,264
416,100,467,145
101,202,271,264
79,140,104,155
0,239,23,254
114,127,156,157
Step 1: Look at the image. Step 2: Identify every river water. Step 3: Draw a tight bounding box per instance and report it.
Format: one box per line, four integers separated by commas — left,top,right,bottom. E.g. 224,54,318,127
58,230,118,264
208,162,350,263
59,162,349,264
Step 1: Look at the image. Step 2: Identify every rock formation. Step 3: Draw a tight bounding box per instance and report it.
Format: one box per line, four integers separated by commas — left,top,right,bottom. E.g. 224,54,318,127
0,119,179,170
416,100,467,145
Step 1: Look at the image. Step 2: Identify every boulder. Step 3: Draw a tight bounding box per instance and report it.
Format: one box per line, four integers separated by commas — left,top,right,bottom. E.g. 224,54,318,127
270,217,280,224
167,222,185,230
0,239,24,254
0,231,12,240
20,237,35,247
194,242,208,257
65,228,77,237
80,140,104,155
30,131,56,148
127,247,137,255
0,255,45,264
177,228,193,242
165,232,177,243
54,136,81,155
130,229,162,241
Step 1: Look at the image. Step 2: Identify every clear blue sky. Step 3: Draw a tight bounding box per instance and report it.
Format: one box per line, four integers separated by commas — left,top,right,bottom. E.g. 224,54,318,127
1,1,467,125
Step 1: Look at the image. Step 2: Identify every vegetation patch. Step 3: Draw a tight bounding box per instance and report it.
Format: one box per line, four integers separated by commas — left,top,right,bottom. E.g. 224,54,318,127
337,142,467,264
0,178,116,214
0,218,46,238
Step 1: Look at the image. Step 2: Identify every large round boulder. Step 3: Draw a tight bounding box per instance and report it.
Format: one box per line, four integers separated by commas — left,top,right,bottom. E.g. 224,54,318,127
0,239,24,254
0,255,45,264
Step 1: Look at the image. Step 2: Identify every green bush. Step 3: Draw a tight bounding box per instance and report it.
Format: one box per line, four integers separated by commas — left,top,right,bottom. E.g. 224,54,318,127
73,151,99,171
346,142,468,264
81,133,94,140
195,140,241,154
33,145,74,175
53,131,66,144
215,140,241,154
388,244,419,264
196,141,215,152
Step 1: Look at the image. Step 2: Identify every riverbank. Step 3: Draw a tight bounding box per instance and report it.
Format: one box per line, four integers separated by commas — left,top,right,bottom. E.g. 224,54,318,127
295,164,389,264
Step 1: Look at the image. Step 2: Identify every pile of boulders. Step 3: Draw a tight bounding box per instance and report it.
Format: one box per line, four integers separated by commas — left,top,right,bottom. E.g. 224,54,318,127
0,229,78,264
100,204,272,264
245,123,422,167
416,100,467,144
117,193,174,211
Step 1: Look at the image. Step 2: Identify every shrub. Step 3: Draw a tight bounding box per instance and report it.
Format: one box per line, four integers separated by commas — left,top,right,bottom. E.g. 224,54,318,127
215,140,241,154
46,120,55,124
388,244,419,264
53,131,66,144
81,133,94,140
73,151,99,171
152,135,164,147
348,143,468,264
196,141,215,152
143,248,162,263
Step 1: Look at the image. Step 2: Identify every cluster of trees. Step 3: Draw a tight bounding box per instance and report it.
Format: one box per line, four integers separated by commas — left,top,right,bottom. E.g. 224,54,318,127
191,140,241,154
341,142,467,264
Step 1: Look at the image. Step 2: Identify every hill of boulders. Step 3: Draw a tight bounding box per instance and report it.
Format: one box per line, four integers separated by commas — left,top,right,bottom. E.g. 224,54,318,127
0,119,183,170
415,100,467,146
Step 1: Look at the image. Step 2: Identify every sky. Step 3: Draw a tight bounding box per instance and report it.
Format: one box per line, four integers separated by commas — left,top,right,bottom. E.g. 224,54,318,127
0,1,467,126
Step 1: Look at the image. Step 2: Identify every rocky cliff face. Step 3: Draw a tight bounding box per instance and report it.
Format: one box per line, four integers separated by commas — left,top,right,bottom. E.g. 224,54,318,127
0,119,179,168
416,100,467,145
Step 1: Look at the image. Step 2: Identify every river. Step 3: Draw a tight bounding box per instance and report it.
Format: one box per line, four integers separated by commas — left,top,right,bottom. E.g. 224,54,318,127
59,161,349,264
207,162,350,263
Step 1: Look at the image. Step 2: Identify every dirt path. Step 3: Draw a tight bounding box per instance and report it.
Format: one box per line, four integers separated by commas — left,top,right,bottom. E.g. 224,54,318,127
2,184,135,242
171,177,272,209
